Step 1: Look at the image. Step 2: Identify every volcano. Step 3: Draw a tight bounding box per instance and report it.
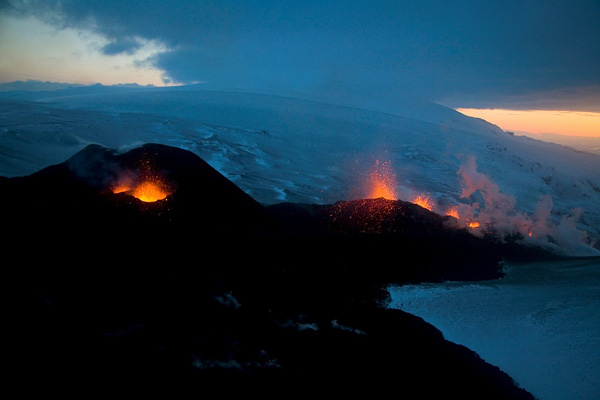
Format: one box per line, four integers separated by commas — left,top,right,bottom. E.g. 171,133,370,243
1,143,269,231
2,144,538,398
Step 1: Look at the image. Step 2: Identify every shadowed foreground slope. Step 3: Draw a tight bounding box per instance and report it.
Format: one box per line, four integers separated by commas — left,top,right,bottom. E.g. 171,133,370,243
2,143,535,398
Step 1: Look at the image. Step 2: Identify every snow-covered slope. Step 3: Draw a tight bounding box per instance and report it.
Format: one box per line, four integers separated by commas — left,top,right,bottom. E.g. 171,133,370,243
1,88,598,254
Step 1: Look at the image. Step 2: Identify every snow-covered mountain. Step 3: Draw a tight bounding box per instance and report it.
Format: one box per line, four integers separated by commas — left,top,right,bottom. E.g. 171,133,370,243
1,86,599,255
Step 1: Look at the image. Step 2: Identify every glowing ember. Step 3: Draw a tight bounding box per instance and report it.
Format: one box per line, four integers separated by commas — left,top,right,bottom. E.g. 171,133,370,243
132,181,170,202
444,205,482,230
467,221,480,229
112,184,132,194
412,194,434,211
368,160,397,200
446,206,459,219
328,198,399,233
112,178,171,202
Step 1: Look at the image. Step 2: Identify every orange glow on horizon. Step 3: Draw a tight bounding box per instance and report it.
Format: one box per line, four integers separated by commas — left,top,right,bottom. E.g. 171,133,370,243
457,108,600,138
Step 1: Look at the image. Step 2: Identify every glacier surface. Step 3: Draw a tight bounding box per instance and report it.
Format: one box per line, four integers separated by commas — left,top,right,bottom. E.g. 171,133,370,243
1,88,599,254
388,259,600,400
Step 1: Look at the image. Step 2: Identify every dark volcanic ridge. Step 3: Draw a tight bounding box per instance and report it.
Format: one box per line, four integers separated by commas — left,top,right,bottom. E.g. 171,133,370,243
3,143,543,397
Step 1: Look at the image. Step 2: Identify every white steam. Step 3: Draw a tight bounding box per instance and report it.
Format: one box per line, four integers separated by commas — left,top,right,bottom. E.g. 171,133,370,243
455,156,599,256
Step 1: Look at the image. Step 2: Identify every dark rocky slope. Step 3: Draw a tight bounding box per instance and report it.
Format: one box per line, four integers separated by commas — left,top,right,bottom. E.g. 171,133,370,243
2,143,536,398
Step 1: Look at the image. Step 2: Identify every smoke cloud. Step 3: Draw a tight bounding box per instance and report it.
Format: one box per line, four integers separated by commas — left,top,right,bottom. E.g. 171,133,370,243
455,156,598,256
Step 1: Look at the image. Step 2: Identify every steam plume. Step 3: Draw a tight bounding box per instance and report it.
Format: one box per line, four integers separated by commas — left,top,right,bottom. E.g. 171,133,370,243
456,156,598,256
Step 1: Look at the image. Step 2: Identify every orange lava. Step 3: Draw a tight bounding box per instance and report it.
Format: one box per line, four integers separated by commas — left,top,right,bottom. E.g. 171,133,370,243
132,181,170,202
446,206,459,219
445,206,481,230
112,178,171,202
412,194,434,211
368,160,397,200
112,184,132,194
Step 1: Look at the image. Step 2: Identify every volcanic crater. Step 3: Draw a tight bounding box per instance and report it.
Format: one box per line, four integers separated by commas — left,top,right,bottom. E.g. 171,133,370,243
2,143,550,397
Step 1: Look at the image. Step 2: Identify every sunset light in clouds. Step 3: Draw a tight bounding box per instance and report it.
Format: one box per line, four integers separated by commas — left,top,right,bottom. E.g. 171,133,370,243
0,14,169,86
457,108,600,138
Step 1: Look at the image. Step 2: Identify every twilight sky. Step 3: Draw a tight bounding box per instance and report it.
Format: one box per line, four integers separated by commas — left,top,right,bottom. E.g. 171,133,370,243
0,0,599,135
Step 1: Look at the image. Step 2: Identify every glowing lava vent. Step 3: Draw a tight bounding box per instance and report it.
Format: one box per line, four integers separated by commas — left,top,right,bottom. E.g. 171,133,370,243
446,206,460,219
112,176,173,202
412,194,434,211
445,205,481,230
368,160,397,200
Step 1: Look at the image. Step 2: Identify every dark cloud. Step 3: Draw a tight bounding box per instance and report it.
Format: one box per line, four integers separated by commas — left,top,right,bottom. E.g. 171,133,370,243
3,0,600,108
101,38,142,56
441,86,600,113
